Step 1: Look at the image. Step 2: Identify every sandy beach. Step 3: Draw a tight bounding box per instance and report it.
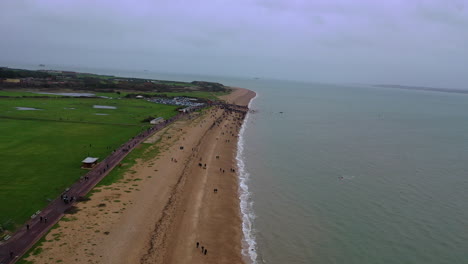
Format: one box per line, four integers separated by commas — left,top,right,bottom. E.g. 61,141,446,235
25,87,255,264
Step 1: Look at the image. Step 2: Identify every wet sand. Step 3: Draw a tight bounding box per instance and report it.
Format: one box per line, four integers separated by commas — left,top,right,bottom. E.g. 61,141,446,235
25,87,255,264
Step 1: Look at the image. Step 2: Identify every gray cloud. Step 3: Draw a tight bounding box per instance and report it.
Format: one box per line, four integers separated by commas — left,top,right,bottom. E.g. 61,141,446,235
0,0,467,88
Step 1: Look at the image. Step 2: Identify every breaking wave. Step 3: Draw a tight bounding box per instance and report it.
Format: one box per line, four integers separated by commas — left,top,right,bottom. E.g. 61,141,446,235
236,92,258,263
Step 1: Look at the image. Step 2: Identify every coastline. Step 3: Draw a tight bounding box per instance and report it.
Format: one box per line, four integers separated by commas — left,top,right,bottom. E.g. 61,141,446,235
25,87,256,264
234,90,258,263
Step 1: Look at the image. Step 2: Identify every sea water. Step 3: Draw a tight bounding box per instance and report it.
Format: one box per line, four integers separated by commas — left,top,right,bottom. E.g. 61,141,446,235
8,64,468,264
235,80,468,264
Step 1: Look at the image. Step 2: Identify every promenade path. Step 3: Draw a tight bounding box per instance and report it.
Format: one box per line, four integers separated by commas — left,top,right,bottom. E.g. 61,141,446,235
0,112,185,264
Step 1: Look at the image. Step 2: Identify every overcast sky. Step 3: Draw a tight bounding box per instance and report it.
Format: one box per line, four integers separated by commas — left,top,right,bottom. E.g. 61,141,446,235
0,0,467,88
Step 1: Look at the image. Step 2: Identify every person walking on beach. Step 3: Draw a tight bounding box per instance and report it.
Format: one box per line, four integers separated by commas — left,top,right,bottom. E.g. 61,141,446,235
201,246,204,253
196,242,199,248
204,249,207,255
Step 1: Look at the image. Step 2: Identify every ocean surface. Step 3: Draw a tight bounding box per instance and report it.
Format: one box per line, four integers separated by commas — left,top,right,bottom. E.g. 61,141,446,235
236,80,468,264
5,63,468,263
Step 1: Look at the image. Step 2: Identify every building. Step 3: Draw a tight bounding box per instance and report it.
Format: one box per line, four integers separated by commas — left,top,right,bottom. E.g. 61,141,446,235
150,117,164,125
61,71,77,77
178,106,194,113
20,77,34,83
3,78,20,83
81,157,99,168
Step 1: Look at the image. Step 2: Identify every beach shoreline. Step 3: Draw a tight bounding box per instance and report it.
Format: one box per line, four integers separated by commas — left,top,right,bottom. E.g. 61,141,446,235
235,91,258,264
25,87,256,264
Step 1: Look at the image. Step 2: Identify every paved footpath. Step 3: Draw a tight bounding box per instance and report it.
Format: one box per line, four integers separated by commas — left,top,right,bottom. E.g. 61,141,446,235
0,113,186,264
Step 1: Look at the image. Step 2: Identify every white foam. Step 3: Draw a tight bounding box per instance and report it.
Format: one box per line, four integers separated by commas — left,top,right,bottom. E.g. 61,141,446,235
236,92,258,264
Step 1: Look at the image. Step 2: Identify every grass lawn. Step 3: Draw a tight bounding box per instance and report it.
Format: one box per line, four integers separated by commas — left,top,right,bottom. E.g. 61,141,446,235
0,89,229,101
152,91,229,100
96,141,159,187
0,97,178,124
0,90,63,97
0,97,178,232
95,90,229,100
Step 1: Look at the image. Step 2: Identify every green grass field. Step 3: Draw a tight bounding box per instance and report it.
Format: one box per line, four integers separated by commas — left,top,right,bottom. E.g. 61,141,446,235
94,90,229,100
0,97,178,232
0,90,63,97
152,91,229,100
0,97,178,124
0,89,229,101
